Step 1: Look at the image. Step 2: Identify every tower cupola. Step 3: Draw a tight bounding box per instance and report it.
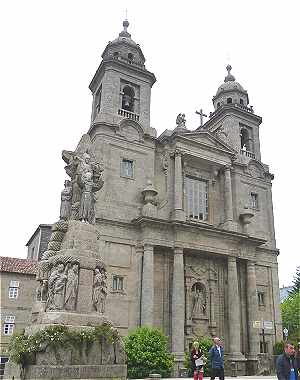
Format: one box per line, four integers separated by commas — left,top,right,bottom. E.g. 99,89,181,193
101,20,146,68
212,65,249,110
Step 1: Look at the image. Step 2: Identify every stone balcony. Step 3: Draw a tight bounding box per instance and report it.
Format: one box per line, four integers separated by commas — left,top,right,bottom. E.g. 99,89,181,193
118,108,140,121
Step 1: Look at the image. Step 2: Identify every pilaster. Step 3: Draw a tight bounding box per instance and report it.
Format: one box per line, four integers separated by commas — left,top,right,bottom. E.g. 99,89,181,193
141,244,154,326
246,261,260,359
171,247,185,355
227,256,245,360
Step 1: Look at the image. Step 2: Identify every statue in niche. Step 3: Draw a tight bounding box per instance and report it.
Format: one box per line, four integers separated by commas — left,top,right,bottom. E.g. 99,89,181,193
191,283,206,318
92,267,107,314
64,263,79,311
46,263,68,311
60,180,72,220
176,113,186,128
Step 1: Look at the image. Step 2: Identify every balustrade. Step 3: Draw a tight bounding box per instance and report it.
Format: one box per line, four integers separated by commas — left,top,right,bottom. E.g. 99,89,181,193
118,108,140,121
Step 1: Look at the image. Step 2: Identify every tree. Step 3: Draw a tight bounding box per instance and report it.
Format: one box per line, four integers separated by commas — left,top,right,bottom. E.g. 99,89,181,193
289,266,300,297
281,292,300,341
124,327,174,379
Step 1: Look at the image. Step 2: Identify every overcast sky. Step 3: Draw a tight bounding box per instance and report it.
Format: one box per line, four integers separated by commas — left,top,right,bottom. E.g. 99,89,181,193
1,0,299,287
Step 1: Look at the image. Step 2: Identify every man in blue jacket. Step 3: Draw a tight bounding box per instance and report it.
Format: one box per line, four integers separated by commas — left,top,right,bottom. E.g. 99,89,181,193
276,342,298,380
209,337,225,380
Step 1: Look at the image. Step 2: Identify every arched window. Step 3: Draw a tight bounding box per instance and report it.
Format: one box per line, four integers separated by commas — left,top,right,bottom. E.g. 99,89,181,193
122,86,135,112
240,128,250,150
227,97,232,104
240,98,244,105
217,102,220,108
128,53,133,62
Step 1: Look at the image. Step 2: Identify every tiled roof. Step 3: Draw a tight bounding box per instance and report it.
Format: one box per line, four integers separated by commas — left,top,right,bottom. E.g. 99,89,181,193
0,256,37,275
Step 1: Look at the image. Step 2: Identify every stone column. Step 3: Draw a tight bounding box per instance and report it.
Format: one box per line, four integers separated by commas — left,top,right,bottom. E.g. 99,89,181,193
171,247,185,354
223,165,234,230
227,256,244,359
246,261,260,358
141,244,154,326
173,150,185,221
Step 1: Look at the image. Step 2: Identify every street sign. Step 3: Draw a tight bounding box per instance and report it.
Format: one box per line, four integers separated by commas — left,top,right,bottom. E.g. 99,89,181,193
253,321,261,328
263,321,273,330
283,328,288,336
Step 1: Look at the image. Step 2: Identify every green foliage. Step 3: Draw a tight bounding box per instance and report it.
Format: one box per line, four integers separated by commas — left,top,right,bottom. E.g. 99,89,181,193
124,327,174,379
281,291,300,341
183,336,212,377
8,323,119,368
273,341,284,355
289,266,300,297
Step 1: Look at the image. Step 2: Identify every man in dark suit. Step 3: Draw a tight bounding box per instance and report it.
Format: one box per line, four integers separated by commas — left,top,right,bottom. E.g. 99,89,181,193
276,342,298,380
209,337,225,380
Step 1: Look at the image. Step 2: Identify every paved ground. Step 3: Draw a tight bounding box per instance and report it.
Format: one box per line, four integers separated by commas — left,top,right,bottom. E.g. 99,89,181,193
136,377,277,380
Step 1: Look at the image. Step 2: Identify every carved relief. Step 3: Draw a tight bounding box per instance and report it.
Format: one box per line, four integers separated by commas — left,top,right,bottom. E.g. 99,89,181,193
45,261,80,312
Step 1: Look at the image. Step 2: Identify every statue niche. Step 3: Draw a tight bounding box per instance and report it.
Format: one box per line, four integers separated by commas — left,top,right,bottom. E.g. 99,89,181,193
191,282,207,319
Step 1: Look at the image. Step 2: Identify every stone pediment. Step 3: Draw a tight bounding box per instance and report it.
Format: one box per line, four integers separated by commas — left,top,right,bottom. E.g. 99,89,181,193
179,131,236,155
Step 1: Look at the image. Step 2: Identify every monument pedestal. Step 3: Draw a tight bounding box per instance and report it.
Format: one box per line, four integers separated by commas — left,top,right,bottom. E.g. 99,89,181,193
4,220,127,380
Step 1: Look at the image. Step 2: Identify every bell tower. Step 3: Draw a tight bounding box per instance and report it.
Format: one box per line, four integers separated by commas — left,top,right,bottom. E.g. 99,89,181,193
203,65,262,162
89,20,156,132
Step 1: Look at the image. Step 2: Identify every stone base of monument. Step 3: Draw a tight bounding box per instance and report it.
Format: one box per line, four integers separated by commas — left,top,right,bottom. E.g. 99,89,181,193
4,363,127,380
4,219,127,380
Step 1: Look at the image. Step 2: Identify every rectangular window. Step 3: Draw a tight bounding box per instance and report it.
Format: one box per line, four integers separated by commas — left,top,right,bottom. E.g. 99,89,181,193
260,341,268,353
185,176,208,221
8,287,19,299
3,324,14,335
120,159,134,178
4,316,15,323
250,193,258,209
258,291,265,306
112,276,124,291
10,281,19,288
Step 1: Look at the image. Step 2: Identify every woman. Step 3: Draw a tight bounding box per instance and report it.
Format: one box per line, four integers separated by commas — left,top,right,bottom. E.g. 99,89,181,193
191,341,205,380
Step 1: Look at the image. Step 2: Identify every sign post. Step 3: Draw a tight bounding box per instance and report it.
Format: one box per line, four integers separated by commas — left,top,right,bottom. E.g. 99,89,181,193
283,328,288,340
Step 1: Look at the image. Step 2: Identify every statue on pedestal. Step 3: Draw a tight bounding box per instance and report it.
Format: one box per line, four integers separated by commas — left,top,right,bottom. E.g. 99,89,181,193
60,180,72,220
92,267,107,314
62,135,104,224
191,283,206,318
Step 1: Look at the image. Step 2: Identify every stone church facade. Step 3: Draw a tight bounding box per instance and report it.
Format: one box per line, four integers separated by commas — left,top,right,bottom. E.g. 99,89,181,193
69,20,281,374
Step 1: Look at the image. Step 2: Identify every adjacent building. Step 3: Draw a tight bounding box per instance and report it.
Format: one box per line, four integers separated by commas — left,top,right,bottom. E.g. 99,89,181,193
26,224,52,261
0,257,37,376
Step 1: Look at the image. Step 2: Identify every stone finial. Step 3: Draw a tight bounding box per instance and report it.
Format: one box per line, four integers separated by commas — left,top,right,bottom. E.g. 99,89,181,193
224,64,236,82
141,180,158,217
119,19,131,38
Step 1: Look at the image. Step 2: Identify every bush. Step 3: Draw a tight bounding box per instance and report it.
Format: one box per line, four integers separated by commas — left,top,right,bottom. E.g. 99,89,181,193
183,336,212,377
273,341,284,355
124,327,174,379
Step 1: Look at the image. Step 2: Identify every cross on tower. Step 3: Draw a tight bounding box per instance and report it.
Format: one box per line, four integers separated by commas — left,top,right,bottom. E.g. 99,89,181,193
195,108,207,127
